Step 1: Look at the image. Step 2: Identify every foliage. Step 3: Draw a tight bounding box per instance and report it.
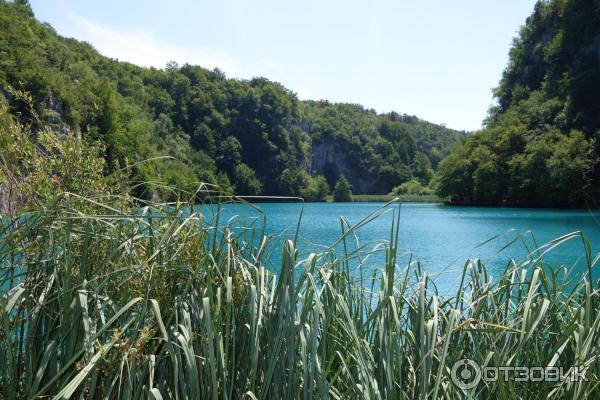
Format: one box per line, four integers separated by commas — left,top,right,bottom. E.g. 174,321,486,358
350,193,443,203
301,101,466,193
276,167,309,197
233,163,263,196
390,178,432,196
437,0,600,207
216,170,234,195
411,152,434,185
333,175,353,202
300,175,330,201
1,194,599,399
0,0,466,198
0,91,125,214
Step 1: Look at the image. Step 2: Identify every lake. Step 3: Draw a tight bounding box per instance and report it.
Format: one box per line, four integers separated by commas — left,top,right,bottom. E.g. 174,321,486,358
201,202,600,294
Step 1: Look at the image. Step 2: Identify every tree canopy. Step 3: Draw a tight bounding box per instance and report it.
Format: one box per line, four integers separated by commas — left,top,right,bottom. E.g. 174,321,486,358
0,0,465,200
333,175,353,202
436,0,600,207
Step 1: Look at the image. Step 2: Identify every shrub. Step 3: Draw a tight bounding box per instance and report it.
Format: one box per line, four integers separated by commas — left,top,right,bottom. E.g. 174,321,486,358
333,174,353,202
233,163,262,195
390,178,432,196
0,98,123,214
277,167,309,196
300,175,330,201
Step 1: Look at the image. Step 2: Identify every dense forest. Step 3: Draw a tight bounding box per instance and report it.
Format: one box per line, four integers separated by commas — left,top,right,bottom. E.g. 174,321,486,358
436,0,600,207
0,0,465,201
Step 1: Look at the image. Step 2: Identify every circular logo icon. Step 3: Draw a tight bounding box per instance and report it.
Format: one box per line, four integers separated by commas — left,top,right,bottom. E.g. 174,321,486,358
451,359,482,390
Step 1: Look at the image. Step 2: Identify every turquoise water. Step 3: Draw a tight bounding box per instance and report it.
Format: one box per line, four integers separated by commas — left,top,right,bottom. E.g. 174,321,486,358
202,202,600,294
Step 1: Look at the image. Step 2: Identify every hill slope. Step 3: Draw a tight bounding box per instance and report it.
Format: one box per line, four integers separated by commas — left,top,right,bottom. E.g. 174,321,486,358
436,0,600,207
0,0,465,198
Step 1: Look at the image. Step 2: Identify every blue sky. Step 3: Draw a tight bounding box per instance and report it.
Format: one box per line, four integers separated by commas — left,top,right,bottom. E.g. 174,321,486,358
30,0,538,131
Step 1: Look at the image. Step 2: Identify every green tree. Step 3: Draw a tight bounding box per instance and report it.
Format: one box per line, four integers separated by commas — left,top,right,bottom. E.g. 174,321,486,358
233,163,262,195
217,136,242,174
412,152,434,185
300,175,330,201
216,171,234,194
333,175,353,202
437,0,600,207
546,130,593,206
377,164,412,192
0,0,464,200
277,168,309,196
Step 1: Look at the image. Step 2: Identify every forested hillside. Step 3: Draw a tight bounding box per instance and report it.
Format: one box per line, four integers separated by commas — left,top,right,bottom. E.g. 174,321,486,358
302,101,463,193
437,0,600,207
0,0,465,200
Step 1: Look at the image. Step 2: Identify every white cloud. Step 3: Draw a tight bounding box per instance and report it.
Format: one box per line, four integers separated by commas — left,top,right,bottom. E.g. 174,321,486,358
61,8,239,76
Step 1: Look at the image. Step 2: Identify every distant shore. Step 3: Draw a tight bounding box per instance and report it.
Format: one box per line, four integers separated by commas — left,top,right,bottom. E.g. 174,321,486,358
326,194,444,203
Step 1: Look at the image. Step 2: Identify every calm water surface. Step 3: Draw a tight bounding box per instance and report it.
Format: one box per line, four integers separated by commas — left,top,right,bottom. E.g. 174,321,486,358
201,202,600,294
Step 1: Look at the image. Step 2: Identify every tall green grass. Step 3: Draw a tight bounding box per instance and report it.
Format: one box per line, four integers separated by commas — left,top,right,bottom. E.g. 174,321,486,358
1,194,599,399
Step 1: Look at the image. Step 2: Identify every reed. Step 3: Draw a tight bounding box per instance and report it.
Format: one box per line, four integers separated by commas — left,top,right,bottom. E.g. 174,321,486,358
1,194,599,399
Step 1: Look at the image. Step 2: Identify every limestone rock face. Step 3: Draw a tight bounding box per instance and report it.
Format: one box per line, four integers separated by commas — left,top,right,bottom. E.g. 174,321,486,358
310,140,375,194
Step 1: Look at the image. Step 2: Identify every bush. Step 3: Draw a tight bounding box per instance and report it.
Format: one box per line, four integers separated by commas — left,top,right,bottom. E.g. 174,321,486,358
0,101,122,214
216,171,234,194
277,168,309,196
300,175,330,201
233,163,263,195
390,178,432,196
333,175,353,202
